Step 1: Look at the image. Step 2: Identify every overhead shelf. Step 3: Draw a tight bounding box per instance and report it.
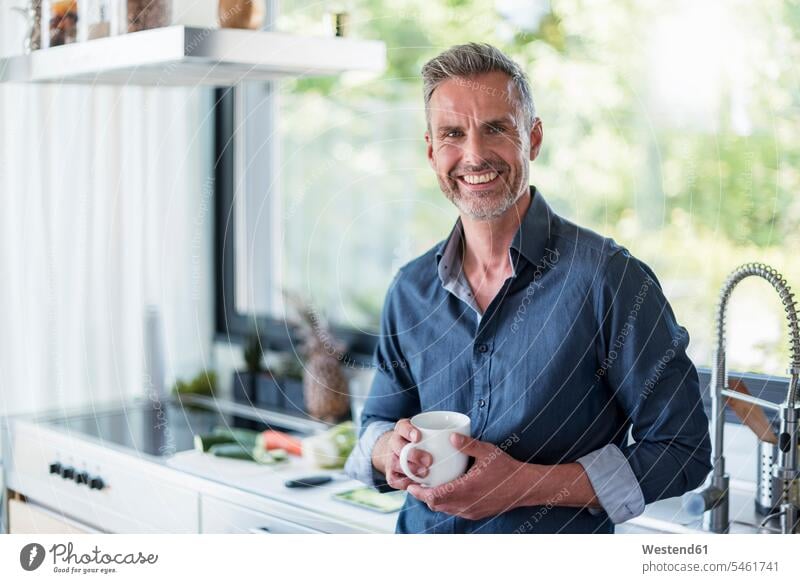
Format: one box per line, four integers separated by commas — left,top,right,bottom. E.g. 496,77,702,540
0,26,387,86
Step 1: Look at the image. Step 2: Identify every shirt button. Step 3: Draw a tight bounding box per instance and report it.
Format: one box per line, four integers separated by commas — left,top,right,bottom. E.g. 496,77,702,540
478,399,486,408
477,344,488,353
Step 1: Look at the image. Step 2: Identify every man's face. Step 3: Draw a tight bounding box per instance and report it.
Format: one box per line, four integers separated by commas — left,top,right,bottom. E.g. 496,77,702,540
425,71,543,221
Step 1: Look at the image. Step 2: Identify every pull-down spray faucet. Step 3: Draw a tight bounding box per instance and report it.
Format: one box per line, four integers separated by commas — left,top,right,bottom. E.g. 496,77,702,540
689,263,800,534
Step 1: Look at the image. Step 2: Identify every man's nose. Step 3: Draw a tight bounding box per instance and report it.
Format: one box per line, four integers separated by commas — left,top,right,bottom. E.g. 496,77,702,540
461,130,490,168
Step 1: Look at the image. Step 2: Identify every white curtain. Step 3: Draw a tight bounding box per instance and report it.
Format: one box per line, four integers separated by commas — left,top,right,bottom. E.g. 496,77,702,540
0,78,215,420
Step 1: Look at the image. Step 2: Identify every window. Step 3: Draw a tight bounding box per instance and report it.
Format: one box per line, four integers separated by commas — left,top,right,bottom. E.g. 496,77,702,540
215,82,459,358
217,0,800,377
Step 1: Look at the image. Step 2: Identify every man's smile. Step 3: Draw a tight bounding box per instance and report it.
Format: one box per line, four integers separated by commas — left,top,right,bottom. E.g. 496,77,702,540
455,170,504,191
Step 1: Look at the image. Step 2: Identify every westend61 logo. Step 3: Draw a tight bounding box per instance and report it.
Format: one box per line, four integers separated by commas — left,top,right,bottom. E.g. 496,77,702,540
19,541,158,575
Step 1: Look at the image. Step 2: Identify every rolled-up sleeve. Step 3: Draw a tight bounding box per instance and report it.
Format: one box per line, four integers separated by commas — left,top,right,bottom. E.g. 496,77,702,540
344,420,395,487
344,271,421,489
577,444,646,524
591,249,712,513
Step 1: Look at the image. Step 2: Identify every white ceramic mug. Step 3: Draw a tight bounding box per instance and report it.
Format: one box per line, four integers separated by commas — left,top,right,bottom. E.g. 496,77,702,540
399,411,471,487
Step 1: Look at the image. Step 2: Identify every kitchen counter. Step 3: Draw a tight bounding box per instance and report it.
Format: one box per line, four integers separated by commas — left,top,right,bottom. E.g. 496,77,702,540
618,481,772,534
164,449,399,533
167,445,774,534
1,397,398,534
2,397,774,535
167,453,773,535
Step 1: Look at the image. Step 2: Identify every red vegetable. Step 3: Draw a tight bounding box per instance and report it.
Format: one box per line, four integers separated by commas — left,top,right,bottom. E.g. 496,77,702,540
258,430,303,457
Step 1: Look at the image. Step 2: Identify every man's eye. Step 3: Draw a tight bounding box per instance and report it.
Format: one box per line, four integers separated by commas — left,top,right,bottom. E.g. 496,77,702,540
445,130,463,138
486,125,502,134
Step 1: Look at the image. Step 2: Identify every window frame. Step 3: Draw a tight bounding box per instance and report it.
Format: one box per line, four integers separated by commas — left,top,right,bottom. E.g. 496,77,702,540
213,86,377,364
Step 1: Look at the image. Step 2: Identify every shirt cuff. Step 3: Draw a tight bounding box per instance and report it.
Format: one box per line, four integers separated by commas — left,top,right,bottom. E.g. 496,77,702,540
344,421,395,488
576,443,646,524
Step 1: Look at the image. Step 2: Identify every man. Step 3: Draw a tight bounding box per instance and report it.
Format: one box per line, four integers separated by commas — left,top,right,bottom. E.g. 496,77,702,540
344,43,711,533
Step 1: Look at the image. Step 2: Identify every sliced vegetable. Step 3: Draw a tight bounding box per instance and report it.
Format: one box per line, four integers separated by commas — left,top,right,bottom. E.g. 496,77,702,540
270,448,289,462
334,487,406,513
252,447,289,465
194,433,238,453
256,430,303,456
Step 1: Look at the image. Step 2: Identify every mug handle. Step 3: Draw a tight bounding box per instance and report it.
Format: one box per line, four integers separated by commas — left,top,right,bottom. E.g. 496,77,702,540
399,442,428,484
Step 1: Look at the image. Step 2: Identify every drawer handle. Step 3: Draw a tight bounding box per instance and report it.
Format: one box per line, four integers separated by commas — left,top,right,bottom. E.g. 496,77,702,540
247,527,272,534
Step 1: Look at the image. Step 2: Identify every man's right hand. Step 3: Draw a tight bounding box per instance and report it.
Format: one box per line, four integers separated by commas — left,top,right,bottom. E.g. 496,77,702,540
371,418,433,490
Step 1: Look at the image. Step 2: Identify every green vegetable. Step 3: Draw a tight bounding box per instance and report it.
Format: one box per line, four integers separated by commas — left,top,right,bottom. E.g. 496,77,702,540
252,447,289,465
194,433,237,452
302,421,357,469
202,430,290,464
208,443,255,460
212,426,260,447
270,448,288,462
329,421,356,457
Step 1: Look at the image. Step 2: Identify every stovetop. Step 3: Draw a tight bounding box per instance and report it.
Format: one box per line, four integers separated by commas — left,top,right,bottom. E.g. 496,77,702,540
42,399,233,457
37,392,330,459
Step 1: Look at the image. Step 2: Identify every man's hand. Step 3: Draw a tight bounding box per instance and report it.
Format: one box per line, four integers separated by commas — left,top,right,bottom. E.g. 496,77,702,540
406,433,528,520
371,418,433,491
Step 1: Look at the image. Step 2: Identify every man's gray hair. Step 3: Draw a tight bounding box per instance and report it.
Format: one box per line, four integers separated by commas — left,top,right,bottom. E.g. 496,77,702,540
421,43,536,130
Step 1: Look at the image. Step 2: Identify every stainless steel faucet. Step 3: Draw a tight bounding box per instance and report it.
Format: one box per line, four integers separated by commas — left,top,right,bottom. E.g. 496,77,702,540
691,263,800,533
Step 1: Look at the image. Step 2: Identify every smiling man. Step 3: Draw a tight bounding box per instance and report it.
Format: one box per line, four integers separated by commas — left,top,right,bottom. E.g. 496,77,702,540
344,43,712,533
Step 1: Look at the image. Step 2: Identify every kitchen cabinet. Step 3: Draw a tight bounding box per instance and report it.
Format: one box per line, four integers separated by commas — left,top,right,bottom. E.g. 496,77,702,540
8,498,100,534
2,399,395,535
4,417,201,534
201,496,322,534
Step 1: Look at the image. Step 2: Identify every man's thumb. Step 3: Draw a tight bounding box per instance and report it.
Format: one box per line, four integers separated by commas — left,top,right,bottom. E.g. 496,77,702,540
450,433,488,455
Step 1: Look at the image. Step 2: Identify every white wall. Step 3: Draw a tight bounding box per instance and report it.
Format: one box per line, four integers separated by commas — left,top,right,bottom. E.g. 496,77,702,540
0,27,215,420
0,1,27,58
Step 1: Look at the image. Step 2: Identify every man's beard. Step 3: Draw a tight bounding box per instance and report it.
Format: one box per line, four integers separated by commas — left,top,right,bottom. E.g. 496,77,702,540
437,163,526,221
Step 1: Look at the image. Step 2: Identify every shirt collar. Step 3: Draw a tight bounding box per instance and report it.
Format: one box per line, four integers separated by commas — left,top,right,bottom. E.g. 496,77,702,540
435,185,553,282
510,185,553,266
436,220,483,314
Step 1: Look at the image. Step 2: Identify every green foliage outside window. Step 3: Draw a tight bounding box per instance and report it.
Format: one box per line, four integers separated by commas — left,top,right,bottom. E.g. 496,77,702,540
274,0,800,374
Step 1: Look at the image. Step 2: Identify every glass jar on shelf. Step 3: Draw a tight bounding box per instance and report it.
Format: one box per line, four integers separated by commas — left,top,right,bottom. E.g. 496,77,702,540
79,0,116,40
10,0,43,52
122,0,172,32
218,0,265,29
41,0,79,47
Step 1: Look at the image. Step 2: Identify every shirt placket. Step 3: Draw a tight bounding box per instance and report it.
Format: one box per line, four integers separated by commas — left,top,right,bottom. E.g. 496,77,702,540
471,328,495,438
469,273,517,439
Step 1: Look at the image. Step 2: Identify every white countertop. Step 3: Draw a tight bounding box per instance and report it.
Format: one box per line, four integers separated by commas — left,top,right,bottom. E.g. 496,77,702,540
165,449,399,533
165,449,774,534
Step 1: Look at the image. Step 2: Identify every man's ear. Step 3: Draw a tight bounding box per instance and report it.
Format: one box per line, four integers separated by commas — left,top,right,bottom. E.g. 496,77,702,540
529,118,544,162
425,131,436,170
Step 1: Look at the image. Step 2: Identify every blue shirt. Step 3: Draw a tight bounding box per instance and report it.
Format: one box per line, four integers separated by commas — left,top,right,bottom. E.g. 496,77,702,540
344,187,712,533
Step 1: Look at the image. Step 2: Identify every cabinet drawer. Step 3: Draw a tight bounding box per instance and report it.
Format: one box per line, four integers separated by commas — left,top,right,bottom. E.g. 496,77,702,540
9,499,99,534
201,497,322,534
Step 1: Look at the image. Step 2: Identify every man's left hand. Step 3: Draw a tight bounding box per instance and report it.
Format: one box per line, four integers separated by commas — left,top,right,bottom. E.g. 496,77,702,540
406,434,530,521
